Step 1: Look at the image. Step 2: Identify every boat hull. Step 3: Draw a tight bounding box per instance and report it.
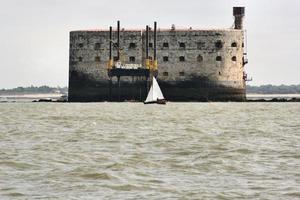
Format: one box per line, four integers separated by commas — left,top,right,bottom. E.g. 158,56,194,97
144,99,167,105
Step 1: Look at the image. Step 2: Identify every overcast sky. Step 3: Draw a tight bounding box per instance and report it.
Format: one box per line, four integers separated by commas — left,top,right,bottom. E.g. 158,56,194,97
0,0,299,88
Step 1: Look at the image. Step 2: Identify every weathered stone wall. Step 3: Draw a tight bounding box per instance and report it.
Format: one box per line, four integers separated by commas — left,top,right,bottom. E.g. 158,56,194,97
69,30,142,81
69,28,246,101
149,29,245,88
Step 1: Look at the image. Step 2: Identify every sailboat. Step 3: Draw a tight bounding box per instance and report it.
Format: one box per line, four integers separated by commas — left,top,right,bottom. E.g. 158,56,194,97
144,77,166,104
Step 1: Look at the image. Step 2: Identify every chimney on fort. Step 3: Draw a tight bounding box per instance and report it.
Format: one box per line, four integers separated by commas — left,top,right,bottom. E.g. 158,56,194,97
233,7,245,30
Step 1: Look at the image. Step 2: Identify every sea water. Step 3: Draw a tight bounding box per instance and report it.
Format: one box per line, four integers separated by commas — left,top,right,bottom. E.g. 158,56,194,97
0,102,299,199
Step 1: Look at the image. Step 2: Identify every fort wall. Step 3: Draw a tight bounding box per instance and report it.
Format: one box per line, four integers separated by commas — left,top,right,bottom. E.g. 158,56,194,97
68,7,247,102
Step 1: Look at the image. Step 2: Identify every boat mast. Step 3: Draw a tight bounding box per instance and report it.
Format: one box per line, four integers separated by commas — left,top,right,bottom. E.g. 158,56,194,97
147,22,158,87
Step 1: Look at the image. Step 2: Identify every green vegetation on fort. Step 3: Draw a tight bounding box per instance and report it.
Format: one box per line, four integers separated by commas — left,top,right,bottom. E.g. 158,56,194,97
247,85,300,94
0,86,68,95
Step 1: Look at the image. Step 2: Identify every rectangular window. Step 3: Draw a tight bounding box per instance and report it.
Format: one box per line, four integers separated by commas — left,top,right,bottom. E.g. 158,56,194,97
163,42,169,48
163,56,169,62
78,57,83,62
179,42,185,49
129,43,136,49
95,56,100,62
179,71,185,76
78,43,83,48
163,72,168,76
94,43,101,50
149,43,153,48
179,56,185,62
113,56,118,61
129,56,135,63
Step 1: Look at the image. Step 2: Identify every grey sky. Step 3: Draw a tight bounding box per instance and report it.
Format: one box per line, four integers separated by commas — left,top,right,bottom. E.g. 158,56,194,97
0,0,299,88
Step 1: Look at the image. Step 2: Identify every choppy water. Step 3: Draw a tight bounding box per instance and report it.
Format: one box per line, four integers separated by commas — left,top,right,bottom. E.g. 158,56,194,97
0,103,299,199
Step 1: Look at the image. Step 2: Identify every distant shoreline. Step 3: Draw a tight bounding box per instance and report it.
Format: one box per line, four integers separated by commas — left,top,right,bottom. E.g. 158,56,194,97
1,93,300,103
0,86,67,96
1,85,300,95
1,85,300,103
1,92,300,97
1,93,300,98
246,94,300,101
0,93,64,102
0,93,63,98
246,93,300,97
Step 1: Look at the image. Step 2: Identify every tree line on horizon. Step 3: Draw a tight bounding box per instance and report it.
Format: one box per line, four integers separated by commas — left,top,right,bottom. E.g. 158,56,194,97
0,85,68,94
0,85,300,94
246,84,300,94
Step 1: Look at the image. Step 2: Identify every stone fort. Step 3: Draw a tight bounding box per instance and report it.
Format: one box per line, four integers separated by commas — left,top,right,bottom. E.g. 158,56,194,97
68,7,248,102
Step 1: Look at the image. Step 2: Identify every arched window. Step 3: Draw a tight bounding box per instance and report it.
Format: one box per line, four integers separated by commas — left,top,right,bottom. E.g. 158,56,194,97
231,42,237,47
197,55,203,62
215,40,223,49
232,56,237,61
78,43,83,48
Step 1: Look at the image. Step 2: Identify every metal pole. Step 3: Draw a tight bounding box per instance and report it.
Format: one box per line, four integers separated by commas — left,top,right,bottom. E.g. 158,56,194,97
117,20,120,60
146,25,149,60
154,22,157,61
108,26,113,100
109,26,112,61
145,25,150,91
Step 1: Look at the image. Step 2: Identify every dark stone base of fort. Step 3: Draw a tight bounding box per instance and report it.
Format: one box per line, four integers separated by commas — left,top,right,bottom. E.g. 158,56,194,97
68,73,300,103
68,77,246,102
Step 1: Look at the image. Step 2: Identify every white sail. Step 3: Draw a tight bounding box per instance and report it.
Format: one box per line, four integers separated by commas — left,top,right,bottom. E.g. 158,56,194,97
153,77,164,100
145,77,164,103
